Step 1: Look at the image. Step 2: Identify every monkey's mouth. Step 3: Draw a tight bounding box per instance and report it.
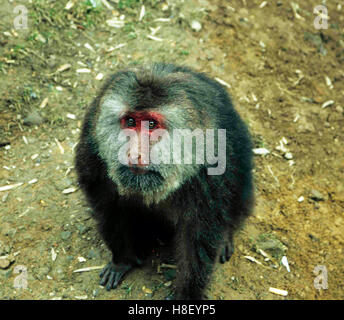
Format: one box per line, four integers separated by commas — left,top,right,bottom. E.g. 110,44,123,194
117,165,164,192
129,166,149,175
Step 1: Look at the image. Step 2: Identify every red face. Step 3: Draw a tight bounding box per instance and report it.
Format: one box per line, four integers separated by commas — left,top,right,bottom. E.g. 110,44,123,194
120,111,165,132
120,111,165,172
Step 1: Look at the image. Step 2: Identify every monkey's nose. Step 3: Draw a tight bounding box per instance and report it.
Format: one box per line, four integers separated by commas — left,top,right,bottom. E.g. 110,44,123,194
128,155,149,175
128,154,149,168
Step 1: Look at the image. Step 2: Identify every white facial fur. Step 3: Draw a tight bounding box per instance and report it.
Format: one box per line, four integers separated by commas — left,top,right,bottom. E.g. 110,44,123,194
94,93,201,206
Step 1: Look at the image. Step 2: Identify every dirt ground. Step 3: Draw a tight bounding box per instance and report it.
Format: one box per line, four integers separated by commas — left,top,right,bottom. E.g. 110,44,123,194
0,0,343,300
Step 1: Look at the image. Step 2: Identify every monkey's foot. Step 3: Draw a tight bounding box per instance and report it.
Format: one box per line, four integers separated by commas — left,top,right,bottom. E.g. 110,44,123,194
219,242,234,264
99,262,133,291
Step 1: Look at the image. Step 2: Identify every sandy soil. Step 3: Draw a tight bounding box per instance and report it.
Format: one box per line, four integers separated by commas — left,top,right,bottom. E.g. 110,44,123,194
0,0,343,300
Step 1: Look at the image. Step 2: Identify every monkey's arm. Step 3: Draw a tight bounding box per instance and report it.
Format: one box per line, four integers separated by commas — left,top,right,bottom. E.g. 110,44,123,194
84,184,142,290
95,202,142,291
173,213,223,300
75,145,140,290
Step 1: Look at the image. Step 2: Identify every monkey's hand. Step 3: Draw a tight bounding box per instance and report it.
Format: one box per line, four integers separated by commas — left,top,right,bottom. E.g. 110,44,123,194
99,261,136,291
219,241,234,264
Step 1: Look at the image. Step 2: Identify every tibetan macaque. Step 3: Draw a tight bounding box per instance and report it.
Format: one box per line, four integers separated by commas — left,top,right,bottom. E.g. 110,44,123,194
75,63,254,300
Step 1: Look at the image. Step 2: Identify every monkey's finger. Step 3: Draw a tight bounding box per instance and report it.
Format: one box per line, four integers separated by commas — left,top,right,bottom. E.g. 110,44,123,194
99,263,110,278
99,268,111,286
106,271,116,291
112,272,125,289
226,244,234,261
219,244,234,263
219,247,227,264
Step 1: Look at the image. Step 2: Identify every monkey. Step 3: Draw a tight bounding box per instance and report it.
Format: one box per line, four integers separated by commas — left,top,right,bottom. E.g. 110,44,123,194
75,63,254,300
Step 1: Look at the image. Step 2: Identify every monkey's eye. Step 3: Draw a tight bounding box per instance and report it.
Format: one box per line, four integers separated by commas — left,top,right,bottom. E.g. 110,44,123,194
149,119,158,129
127,117,136,127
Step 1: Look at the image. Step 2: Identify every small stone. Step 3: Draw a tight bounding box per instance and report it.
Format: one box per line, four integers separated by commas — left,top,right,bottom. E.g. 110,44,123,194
0,244,11,256
62,187,77,194
284,152,293,160
309,190,325,201
23,111,43,126
297,117,315,133
66,255,74,262
37,266,50,281
191,20,202,32
54,178,73,191
321,100,334,109
309,234,319,242
255,235,287,260
142,286,153,297
95,73,104,80
335,106,343,113
1,224,17,237
61,231,72,240
76,224,88,234
52,267,65,281
93,289,100,297
297,196,304,203
87,249,100,259
253,148,270,156
2,193,9,203
0,259,11,269
41,224,52,231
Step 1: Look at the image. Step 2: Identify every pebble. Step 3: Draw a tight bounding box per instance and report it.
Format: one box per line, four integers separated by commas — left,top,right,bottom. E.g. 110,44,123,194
253,148,270,156
335,106,343,113
0,244,11,256
297,117,315,133
35,266,50,280
309,190,325,201
52,267,65,281
61,231,72,240
142,286,153,298
87,249,100,260
297,196,304,203
284,152,293,160
2,193,9,203
93,289,100,297
191,20,202,32
23,111,43,126
1,224,17,238
76,224,88,234
54,178,73,191
0,259,11,269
